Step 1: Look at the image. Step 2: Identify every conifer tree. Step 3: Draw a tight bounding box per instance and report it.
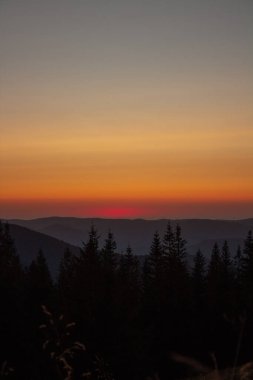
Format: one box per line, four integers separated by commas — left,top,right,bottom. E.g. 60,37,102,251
26,249,54,312
163,221,176,258
221,240,231,266
116,245,141,377
220,240,235,312
162,224,188,292
206,242,226,354
191,249,207,351
101,230,117,273
81,225,100,265
162,222,176,280
234,245,243,281
148,231,163,280
100,231,118,329
118,245,140,324
175,224,187,262
164,224,190,348
0,222,24,369
241,230,253,308
0,222,22,281
207,242,222,307
233,245,244,311
142,255,152,304
22,250,55,378
163,223,189,300
73,226,102,347
208,243,221,276
192,249,206,308
119,245,140,296
142,231,163,323
58,247,76,315
77,225,101,316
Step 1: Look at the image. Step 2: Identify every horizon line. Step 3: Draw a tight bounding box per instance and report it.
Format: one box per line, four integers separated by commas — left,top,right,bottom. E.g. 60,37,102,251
1,215,253,222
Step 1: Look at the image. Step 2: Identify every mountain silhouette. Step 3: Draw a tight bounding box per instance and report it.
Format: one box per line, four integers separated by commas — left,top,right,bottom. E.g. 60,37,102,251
9,217,253,257
8,223,80,275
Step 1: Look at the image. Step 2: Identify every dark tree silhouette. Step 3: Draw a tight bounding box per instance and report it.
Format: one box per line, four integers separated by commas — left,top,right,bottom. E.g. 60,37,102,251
241,230,253,307
192,249,206,310
58,247,77,316
0,222,24,373
101,230,117,271
1,222,253,380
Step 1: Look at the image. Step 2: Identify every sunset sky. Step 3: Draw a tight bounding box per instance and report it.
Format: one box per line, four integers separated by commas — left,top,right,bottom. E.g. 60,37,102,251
1,0,253,219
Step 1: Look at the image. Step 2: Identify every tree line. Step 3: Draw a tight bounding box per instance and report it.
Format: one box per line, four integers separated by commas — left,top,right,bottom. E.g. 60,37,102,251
0,220,253,379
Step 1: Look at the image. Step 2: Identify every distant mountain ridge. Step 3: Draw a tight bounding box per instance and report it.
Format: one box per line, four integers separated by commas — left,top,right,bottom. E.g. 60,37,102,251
8,223,80,274
8,217,253,257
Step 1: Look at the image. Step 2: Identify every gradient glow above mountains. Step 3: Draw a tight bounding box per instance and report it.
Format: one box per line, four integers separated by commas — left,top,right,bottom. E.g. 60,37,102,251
1,0,253,219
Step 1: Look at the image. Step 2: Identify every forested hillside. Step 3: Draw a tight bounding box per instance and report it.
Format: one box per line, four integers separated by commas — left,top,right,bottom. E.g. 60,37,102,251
1,220,253,379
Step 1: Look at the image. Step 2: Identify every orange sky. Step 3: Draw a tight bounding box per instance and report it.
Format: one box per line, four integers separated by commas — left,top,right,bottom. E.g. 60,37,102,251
1,0,253,219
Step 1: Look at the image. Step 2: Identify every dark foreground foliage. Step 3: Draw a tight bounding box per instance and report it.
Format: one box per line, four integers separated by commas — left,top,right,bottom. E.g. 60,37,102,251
0,220,253,379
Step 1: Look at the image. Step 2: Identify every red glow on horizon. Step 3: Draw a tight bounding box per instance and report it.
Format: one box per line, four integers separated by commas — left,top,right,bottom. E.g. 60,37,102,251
0,198,253,219
88,207,144,219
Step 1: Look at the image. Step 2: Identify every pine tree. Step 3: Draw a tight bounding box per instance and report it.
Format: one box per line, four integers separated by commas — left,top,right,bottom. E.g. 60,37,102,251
141,231,163,323
77,225,101,316
81,225,100,265
162,223,189,301
208,243,221,275
58,247,76,315
234,245,243,281
0,222,22,281
221,240,233,284
100,231,118,330
163,224,190,349
0,222,24,369
163,221,176,258
116,246,141,377
233,245,244,311
73,226,102,347
241,230,253,308
23,250,55,379
221,240,233,268
191,249,207,352
119,245,140,296
206,242,226,354
142,255,152,300
162,223,188,292
220,241,235,315
148,231,163,280
26,249,54,311
118,245,140,321
175,224,187,262
101,230,117,272
207,242,222,308
192,249,206,307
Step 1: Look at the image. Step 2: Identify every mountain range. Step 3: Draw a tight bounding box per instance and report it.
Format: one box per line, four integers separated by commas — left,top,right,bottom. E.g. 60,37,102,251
8,223,80,275
6,217,253,266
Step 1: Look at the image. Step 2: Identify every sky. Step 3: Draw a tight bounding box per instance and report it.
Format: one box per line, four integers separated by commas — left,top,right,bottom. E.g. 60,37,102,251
0,0,253,219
